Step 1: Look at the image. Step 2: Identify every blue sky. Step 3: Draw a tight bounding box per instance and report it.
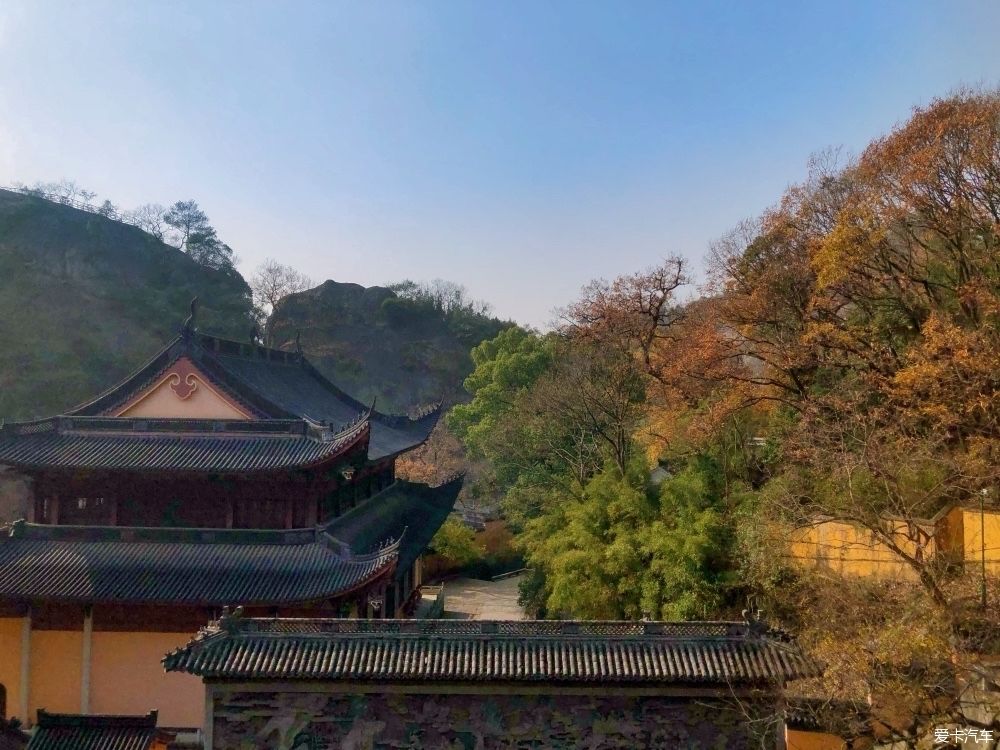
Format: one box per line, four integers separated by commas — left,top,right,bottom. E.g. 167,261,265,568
1,1,998,326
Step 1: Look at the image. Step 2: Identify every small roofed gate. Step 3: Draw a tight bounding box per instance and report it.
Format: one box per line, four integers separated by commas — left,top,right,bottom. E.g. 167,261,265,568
165,616,821,749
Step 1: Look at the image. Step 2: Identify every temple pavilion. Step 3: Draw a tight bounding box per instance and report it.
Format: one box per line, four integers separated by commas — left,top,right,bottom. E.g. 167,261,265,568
0,306,460,729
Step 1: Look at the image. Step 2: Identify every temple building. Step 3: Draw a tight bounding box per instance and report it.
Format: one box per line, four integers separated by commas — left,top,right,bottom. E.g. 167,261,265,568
164,614,821,749
0,307,460,730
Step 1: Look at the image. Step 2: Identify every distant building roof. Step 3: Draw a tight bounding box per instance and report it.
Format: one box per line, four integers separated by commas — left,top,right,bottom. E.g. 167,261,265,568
0,327,439,471
0,477,461,607
26,710,168,750
164,616,821,686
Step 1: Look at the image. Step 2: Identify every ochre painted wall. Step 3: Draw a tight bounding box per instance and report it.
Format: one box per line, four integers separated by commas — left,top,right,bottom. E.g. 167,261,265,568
0,623,203,729
30,630,83,718
961,507,1000,574
90,632,204,728
791,507,1000,580
786,727,846,750
0,618,24,721
789,520,931,579
936,505,966,561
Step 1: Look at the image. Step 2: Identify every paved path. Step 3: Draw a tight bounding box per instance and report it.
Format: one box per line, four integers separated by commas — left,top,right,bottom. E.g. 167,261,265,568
438,574,527,620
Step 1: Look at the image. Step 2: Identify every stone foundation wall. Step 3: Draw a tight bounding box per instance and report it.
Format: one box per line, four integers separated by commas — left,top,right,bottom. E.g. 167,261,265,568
211,687,779,749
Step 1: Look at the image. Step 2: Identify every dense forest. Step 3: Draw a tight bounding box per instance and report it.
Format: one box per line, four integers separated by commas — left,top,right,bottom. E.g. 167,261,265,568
446,91,1000,744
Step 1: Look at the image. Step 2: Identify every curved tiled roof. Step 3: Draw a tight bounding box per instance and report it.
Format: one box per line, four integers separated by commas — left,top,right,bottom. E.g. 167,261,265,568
328,473,463,583
211,351,440,460
0,521,395,607
0,478,458,607
163,617,821,685
62,330,440,463
26,711,165,750
0,415,369,472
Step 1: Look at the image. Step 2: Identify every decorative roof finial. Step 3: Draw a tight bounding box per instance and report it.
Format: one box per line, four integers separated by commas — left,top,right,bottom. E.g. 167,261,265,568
182,297,199,336
294,330,303,355
218,604,245,633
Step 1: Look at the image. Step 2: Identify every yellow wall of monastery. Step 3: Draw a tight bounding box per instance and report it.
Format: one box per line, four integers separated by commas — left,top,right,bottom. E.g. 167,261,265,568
30,630,83,718
0,618,24,721
791,506,1000,580
960,507,1000,574
0,623,203,729
786,727,846,750
90,632,204,728
789,519,930,579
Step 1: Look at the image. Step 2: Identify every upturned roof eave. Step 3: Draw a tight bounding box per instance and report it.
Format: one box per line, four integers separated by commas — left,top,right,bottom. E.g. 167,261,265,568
1,558,396,610
0,410,373,474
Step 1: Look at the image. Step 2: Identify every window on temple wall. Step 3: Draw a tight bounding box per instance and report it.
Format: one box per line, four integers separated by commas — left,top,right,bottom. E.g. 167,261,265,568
60,496,112,525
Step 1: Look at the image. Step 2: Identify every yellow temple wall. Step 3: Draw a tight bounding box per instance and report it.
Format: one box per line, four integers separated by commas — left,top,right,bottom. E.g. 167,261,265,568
0,620,202,729
786,727,846,750
0,618,24,720
935,505,966,560
959,506,1000,574
30,630,83,716
789,520,928,579
791,506,1000,580
90,632,204,727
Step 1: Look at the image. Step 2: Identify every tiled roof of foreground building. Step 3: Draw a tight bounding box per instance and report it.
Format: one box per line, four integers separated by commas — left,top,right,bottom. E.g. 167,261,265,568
0,478,461,606
26,710,169,750
164,616,821,685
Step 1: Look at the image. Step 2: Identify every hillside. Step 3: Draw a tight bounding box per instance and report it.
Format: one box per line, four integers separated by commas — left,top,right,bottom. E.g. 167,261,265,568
0,189,254,420
269,280,510,412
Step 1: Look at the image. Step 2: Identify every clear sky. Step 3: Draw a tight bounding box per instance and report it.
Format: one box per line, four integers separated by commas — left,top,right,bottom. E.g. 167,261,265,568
1,2,998,327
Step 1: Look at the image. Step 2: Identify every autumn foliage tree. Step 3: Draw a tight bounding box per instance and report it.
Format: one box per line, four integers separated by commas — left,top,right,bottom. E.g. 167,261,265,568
448,89,1000,745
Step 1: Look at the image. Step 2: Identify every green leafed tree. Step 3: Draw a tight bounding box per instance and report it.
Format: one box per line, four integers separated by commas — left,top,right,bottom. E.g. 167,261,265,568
428,518,484,567
518,455,733,620
447,326,554,461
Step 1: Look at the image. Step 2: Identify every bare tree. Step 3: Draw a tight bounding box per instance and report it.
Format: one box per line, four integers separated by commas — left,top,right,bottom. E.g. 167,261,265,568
250,258,313,322
125,203,168,240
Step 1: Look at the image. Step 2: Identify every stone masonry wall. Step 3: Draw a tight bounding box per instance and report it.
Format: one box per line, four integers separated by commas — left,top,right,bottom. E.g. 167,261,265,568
211,687,779,750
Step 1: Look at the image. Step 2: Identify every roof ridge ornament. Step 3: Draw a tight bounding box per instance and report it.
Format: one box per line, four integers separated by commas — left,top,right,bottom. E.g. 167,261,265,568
182,297,199,337
218,604,245,633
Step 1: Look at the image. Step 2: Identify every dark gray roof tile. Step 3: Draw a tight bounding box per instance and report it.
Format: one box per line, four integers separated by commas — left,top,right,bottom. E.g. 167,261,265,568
163,618,821,685
0,416,368,472
0,478,458,606
26,711,164,750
